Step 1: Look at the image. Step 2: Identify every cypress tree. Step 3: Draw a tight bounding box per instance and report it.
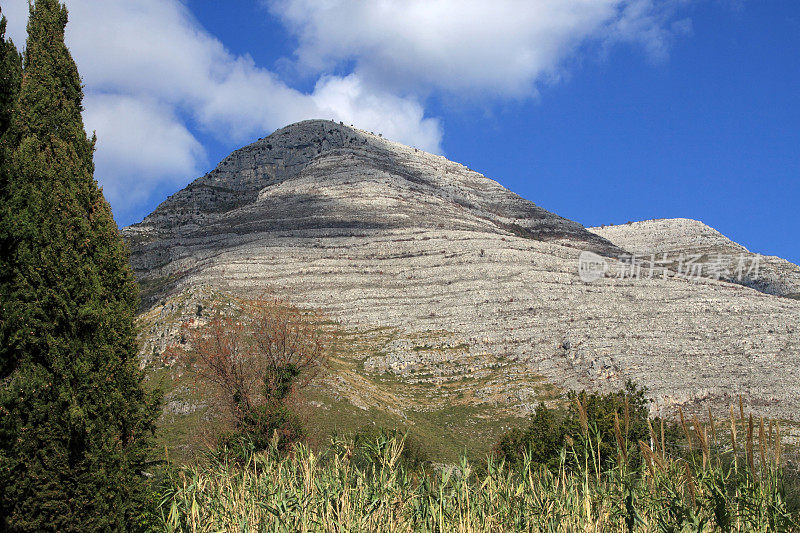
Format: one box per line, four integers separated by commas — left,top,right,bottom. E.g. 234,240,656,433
0,7,22,139
0,1,159,530
0,6,23,213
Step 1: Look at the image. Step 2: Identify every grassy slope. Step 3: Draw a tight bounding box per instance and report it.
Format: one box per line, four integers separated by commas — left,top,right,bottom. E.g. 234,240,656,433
139,291,561,464
141,289,800,466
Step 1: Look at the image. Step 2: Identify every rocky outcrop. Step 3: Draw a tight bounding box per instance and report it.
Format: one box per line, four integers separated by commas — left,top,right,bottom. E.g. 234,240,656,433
124,120,800,421
590,219,800,298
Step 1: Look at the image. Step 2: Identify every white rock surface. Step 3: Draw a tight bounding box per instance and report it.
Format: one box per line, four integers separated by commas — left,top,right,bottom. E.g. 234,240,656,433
590,219,800,298
124,120,800,420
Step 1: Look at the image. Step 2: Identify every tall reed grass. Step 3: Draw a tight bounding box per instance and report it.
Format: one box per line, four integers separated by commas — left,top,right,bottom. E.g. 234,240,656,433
157,401,798,532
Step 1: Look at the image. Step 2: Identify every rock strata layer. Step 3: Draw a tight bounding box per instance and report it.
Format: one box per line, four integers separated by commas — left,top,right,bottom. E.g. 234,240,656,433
125,120,800,420
590,219,800,298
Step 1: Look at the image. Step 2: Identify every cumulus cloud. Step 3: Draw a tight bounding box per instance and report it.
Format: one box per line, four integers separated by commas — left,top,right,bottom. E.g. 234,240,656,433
311,74,442,150
2,0,691,222
83,94,206,218
269,0,691,97
1,0,442,222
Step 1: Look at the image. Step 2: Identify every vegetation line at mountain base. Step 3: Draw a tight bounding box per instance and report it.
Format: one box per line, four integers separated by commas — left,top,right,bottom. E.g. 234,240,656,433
154,402,800,532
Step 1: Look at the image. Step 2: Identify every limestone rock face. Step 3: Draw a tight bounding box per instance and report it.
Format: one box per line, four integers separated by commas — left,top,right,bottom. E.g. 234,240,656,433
590,219,800,298
125,120,620,301
124,120,800,420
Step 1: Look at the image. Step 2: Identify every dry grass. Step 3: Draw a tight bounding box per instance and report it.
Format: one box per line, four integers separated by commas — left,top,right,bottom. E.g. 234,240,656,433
157,401,799,532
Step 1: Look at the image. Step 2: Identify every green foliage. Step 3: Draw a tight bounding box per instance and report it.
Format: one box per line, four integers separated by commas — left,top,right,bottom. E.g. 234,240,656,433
216,364,307,459
347,426,430,471
226,362,306,456
264,363,300,402
495,402,566,471
0,7,22,212
217,404,305,462
0,1,159,530
243,403,305,449
496,381,652,470
566,380,651,468
0,8,22,140
786,461,800,515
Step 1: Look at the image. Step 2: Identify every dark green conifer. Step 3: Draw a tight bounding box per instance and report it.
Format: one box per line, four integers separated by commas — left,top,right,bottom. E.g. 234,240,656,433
0,1,159,530
0,8,22,139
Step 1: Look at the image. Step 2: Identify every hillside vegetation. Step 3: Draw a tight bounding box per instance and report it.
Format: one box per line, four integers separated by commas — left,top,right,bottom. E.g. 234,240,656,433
147,292,800,530
139,288,559,464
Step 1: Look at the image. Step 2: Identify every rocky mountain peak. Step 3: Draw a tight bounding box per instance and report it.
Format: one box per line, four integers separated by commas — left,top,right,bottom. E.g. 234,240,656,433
590,218,800,297
132,120,384,228
124,119,623,302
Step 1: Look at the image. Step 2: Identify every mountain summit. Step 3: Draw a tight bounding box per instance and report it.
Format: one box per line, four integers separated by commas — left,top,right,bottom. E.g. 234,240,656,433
124,120,800,423
126,119,621,298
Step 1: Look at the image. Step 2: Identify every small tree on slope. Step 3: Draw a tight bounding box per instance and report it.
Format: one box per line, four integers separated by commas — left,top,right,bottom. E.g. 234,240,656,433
175,298,327,454
0,1,159,530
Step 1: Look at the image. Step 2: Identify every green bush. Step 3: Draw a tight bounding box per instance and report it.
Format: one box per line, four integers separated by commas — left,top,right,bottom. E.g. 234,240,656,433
566,380,651,468
496,381,652,470
785,461,800,514
495,402,566,471
216,403,305,462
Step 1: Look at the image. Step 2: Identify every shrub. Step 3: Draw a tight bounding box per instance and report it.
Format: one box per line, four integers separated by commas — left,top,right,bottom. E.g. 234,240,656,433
495,402,566,471
214,404,305,463
348,426,430,471
172,297,328,454
565,380,651,468
496,381,652,470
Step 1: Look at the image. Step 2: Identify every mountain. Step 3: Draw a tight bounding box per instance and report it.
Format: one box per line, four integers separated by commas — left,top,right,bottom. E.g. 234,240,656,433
125,120,622,307
124,120,800,451
590,219,800,298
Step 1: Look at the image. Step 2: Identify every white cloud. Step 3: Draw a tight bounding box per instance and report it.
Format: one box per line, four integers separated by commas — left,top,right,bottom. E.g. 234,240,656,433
311,74,442,151
1,0,442,222
1,0,690,222
606,0,693,61
83,94,205,218
269,0,689,97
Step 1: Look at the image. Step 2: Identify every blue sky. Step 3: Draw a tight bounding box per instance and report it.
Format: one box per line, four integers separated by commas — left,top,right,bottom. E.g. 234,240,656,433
3,1,799,263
